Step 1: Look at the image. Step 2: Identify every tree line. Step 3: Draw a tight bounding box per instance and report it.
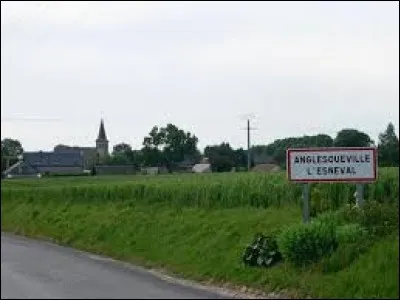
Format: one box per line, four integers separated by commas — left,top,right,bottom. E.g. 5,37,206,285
1,122,399,172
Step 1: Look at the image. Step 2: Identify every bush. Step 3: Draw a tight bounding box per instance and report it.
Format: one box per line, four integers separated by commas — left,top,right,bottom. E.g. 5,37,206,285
242,233,282,268
310,186,330,217
321,238,372,273
339,201,399,237
315,210,344,227
321,222,370,273
336,223,368,244
277,220,338,267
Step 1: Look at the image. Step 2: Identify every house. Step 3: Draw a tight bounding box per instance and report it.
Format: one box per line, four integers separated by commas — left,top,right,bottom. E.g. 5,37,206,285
192,163,211,173
141,166,168,175
2,160,40,179
253,153,275,165
53,118,109,168
3,151,85,178
175,156,198,172
53,145,97,170
252,163,281,172
2,119,109,178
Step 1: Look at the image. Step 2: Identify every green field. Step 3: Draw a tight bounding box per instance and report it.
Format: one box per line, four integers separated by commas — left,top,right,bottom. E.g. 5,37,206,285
1,168,399,298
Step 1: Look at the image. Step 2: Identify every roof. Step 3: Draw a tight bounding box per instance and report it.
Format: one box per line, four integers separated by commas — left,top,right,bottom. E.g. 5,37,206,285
3,161,38,175
252,164,280,172
253,153,274,164
53,145,82,153
54,145,95,153
97,119,107,141
192,163,211,173
23,151,84,167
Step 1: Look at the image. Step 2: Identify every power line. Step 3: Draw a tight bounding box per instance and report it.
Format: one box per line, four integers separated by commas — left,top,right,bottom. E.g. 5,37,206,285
1,116,63,122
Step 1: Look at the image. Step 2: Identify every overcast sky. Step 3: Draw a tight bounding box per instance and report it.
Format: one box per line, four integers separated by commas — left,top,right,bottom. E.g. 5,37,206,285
1,1,399,152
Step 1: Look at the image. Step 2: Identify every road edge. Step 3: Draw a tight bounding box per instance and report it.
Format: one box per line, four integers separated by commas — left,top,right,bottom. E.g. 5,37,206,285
1,231,290,299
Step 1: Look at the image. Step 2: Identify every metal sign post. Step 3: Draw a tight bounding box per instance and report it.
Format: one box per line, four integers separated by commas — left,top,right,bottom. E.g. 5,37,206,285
355,184,365,207
302,183,310,223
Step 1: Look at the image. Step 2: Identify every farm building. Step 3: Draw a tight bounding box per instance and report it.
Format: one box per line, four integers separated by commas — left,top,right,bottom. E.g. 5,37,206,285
192,163,211,173
141,166,169,175
4,151,85,178
252,163,281,172
2,119,109,177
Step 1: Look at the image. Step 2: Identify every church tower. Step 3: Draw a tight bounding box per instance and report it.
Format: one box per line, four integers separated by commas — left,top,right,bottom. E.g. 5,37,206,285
96,119,109,162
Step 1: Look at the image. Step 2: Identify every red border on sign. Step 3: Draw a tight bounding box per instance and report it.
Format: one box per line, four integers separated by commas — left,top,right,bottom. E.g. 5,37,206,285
286,147,377,183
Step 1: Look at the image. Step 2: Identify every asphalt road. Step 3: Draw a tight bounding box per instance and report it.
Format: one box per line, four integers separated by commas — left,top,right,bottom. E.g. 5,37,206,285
1,233,228,299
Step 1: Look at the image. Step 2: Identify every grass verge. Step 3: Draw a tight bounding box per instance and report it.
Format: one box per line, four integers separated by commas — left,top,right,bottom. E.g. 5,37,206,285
1,197,398,299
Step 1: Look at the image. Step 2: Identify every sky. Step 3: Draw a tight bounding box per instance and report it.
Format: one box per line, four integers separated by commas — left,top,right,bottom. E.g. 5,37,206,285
1,1,399,152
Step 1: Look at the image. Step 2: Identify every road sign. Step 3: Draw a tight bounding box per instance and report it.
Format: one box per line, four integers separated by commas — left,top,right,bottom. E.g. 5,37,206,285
287,147,377,183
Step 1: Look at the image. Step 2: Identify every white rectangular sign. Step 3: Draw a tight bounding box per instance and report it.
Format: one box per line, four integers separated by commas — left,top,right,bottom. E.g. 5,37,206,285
287,147,377,183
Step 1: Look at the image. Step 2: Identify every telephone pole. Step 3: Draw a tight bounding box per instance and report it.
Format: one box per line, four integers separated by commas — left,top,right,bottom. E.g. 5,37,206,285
241,115,257,171
247,119,251,171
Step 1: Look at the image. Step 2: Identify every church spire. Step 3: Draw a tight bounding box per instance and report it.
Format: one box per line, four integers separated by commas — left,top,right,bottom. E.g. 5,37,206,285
97,119,107,141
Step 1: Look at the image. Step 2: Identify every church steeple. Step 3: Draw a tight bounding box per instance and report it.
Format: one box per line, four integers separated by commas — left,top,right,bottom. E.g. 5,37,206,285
97,119,107,141
96,119,109,162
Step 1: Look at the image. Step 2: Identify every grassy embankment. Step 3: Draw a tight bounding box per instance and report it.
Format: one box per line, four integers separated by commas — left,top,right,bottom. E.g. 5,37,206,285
1,169,399,298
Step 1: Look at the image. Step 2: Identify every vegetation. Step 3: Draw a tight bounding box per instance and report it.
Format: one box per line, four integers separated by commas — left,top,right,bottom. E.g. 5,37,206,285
335,223,368,244
252,134,334,168
378,122,400,167
333,129,374,148
2,168,398,210
339,200,399,237
1,138,23,171
205,143,247,172
1,122,399,298
242,234,282,268
2,122,399,172
1,168,399,298
277,219,338,267
140,123,200,170
252,125,398,169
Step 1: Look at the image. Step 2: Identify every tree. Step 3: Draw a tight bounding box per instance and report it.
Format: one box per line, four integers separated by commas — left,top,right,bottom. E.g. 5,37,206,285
204,143,236,172
112,143,132,155
143,126,165,150
127,150,144,168
252,134,334,168
312,134,335,147
105,143,134,165
334,129,374,147
141,126,167,167
141,146,164,167
107,153,131,165
141,124,200,169
378,122,399,167
162,124,199,166
1,138,24,171
1,138,23,157
234,148,247,169
108,143,147,168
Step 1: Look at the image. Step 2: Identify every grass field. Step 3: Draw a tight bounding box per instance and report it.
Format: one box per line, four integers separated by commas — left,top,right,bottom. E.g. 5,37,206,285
1,168,399,298
2,168,398,208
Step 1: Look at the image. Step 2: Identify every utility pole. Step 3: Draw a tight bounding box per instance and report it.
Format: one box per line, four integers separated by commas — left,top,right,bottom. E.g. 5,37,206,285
241,115,256,172
247,119,251,171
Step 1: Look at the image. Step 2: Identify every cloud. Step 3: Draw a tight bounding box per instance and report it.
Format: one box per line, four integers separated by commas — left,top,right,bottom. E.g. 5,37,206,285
1,1,399,151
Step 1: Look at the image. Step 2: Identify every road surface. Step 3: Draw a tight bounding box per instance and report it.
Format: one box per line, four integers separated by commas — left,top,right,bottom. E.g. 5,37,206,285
1,233,228,299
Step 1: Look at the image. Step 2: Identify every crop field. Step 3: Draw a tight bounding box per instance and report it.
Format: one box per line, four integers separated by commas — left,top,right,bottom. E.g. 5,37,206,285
2,167,399,209
1,167,399,298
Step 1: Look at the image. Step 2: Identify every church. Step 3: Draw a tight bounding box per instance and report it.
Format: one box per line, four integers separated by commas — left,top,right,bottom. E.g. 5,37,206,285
3,119,111,177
